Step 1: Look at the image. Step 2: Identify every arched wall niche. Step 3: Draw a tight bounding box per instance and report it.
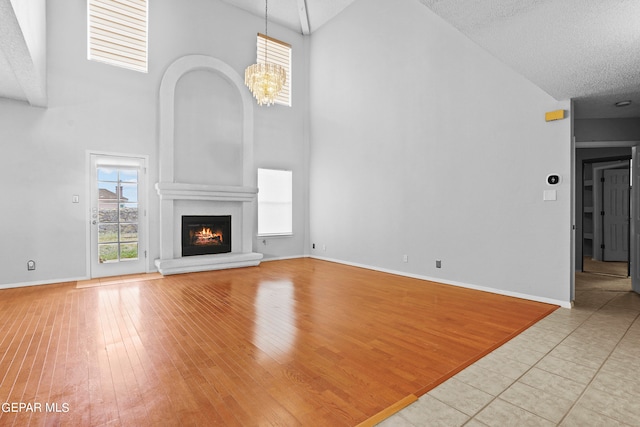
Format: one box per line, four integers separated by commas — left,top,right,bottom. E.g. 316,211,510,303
158,55,254,185
155,55,262,274
174,69,243,186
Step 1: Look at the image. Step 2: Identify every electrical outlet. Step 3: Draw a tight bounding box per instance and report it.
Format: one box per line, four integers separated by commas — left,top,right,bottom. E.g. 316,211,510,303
312,243,315,249
436,260,441,268
402,254,408,263
322,244,326,251
27,260,36,271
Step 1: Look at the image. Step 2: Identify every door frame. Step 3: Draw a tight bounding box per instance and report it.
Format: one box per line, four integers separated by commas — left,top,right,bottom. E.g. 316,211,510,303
574,140,639,296
86,150,150,278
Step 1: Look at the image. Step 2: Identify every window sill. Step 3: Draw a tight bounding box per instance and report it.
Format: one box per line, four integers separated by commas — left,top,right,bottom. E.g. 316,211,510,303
258,233,293,238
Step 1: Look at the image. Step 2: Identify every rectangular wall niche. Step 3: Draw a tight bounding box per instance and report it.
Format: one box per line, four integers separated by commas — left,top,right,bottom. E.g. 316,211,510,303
182,215,231,256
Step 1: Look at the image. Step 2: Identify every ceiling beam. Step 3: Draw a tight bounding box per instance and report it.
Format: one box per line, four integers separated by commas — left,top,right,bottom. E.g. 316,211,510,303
296,0,310,35
0,0,47,107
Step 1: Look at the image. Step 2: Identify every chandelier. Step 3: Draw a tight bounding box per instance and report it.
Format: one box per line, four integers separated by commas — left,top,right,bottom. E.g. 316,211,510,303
245,0,286,106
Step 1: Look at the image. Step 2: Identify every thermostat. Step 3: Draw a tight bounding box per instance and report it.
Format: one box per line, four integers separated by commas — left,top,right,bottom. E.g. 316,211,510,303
547,174,561,185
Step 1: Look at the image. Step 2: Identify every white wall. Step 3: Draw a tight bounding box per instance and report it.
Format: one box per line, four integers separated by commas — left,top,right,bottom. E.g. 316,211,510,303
0,0,308,287
575,118,640,142
308,0,572,305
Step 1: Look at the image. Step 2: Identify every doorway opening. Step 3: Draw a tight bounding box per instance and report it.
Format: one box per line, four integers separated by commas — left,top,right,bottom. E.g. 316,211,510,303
89,153,148,278
581,157,631,277
575,145,636,300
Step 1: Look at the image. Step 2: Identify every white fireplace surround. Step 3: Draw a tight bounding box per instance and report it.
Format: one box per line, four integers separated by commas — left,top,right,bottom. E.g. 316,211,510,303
155,55,262,275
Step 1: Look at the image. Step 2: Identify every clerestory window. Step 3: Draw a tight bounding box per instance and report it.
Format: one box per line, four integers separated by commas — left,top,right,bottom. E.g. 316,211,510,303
88,0,148,73
257,33,291,106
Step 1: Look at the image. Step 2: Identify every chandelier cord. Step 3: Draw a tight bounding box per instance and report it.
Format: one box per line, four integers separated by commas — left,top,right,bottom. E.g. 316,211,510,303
264,0,268,64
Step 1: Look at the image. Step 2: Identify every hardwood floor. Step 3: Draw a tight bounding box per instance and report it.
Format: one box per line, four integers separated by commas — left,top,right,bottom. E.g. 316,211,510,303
0,258,557,426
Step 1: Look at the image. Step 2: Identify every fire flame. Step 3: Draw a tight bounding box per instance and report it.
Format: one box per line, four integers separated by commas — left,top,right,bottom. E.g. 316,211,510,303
192,227,223,245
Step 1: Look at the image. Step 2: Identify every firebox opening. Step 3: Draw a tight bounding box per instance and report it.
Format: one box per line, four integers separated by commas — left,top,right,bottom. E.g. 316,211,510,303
182,215,231,256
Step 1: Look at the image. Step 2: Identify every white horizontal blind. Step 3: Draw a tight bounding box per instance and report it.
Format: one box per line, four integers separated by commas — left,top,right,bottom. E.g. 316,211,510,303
258,168,293,236
257,34,291,106
88,0,148,73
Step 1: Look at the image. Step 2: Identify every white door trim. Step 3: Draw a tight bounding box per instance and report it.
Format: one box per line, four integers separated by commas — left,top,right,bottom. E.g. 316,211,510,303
86,150,150,278
573,139,640,302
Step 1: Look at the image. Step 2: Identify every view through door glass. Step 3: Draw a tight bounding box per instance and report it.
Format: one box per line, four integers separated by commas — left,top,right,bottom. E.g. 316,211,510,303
91,155,146,278
98,167,139,262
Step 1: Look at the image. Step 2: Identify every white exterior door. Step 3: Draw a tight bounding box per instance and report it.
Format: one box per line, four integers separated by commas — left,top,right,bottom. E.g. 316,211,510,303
90,154,147,278
603,168,630,262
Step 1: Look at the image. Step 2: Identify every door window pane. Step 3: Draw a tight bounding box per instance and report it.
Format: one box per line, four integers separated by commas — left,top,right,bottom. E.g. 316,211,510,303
120,243,138,260
120,203,138,223
98,224,118,243
99,243,119,263
99,203,119,223
120,169,138,183
98,183,120,200
120,224,138,242
120,183,138,202
96,167,140,262
97,168,118,182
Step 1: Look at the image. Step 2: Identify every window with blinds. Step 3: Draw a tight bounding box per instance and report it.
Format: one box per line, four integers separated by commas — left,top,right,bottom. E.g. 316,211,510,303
257,33,291,106
88,0,148,73
257,168,293,236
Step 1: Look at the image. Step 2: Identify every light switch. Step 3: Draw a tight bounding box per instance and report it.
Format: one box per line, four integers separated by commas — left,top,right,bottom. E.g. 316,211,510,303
543,190,557,201
72,195,79,203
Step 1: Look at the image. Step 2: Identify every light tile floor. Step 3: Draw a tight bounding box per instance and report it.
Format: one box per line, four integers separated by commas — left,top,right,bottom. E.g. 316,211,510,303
379,274,640,426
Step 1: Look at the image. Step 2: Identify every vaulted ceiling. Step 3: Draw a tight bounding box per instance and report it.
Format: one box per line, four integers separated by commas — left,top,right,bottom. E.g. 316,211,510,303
1,0,639,119
0,0,47,107
224,0,640,119
416,0,640,119
219,0,354,36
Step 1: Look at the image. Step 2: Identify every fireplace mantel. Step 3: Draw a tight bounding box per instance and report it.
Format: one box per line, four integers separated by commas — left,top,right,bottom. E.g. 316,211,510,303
154,182,263,274
155,182,258,202
155,55,263,275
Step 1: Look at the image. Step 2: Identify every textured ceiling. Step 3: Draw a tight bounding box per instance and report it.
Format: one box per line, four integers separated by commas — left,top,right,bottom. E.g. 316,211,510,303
0,0,28,103
417,0,640,119
0,47,25,101
1,0,639,118
0,0,47,107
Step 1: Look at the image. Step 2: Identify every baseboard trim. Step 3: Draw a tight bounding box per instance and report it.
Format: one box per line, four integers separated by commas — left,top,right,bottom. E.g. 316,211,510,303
0,276,88,290
260,254,308,262
310,255,572,308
